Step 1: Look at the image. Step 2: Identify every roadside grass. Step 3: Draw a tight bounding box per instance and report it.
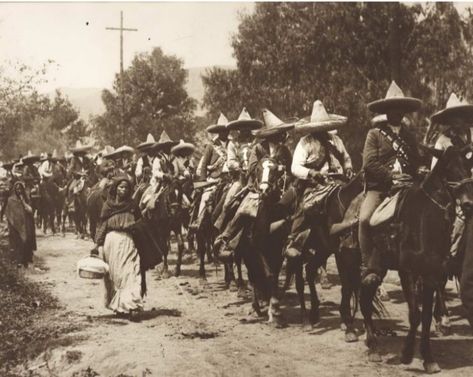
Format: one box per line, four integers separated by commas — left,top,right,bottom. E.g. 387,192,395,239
0,235,83,376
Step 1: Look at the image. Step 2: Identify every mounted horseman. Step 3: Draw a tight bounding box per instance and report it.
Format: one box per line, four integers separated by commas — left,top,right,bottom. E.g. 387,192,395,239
135,134,156,186
427,93,473,332
216,109,293,323
21,151,42,224
190,113,230,280
170,139,197,275
214,108,261,233
358,82,473,372
66,140,94,238
139,130,179,277
38,151,59,233
278,100,357,328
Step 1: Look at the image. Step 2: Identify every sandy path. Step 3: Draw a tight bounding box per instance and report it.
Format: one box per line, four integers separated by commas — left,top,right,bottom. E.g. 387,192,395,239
22,233,473,377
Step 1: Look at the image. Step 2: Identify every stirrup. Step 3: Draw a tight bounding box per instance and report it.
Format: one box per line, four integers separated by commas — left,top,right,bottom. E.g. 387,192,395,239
362,273,381,288
285,247,302,259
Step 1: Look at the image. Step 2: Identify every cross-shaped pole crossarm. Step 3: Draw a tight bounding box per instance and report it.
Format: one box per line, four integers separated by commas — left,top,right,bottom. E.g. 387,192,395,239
105,27,138,31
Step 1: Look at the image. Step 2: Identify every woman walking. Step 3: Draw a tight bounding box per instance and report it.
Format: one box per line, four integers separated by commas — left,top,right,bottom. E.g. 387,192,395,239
94,176,144,320
5,181,36,268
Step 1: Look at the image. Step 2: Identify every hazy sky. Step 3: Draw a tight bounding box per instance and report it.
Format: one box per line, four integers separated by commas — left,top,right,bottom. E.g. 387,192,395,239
0,2,254,92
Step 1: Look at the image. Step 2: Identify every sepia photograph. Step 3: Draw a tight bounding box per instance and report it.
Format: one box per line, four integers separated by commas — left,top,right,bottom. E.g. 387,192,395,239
1,1,473,376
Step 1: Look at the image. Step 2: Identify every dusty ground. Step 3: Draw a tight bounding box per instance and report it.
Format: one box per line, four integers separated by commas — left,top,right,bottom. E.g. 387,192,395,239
15,232,473,377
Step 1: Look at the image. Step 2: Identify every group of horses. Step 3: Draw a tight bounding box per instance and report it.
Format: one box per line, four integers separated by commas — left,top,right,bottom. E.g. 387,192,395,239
21,146,473,374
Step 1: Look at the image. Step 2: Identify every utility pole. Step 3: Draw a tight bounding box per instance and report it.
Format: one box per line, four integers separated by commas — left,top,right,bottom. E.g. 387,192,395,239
106,11,137,143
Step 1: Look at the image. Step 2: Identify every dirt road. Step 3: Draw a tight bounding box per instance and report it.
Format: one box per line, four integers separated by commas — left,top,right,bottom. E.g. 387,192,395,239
19,233,473,376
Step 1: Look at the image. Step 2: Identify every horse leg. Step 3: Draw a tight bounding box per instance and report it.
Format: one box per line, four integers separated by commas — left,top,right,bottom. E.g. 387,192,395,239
228,261,238,291
306,262,320,325
294,260,307,324
434,279,451,336
336,248,360,342
174,231,184,277
399,271,421,365
236,254,246,297
360,278,382,362
420,283,441,374
196,230,207,280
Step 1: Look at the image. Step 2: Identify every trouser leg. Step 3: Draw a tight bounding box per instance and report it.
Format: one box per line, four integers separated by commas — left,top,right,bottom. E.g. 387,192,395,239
358,190,382,271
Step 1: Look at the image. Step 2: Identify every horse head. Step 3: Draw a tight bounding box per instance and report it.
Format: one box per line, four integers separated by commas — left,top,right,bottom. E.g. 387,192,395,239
166,179,183,218
425,145,473,214
255,157,286,197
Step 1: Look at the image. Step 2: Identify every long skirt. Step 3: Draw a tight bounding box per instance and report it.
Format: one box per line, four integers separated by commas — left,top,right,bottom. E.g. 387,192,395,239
103,231,143,313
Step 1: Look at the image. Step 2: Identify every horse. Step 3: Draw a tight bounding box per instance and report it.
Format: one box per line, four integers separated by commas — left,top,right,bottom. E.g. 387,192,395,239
284,172,364,339
359,145,473,373
65,174,90,239
38,177,60,234
224,157,291,325
86,177,112,240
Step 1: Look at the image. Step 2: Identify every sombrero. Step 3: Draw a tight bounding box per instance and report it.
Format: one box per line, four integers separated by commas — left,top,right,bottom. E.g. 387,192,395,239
21,150,40,164
370,114,411,128
368,81,422,114
294,100,347,134
226,108,263,131
253,109,295,138
70,140,94,154
104,145,135,160
430,93,473,126
100,145,115,158
1,161,14,171
136,133,156,151
206,113,229,133
150,130,179,152
171,139,196,157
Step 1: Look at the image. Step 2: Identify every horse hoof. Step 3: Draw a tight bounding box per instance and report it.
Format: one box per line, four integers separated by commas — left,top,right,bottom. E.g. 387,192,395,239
423,362,441,374
345,330,358,343
368,351,382,363
161,269,171,279
237,287,247,299
229,281,238,292
340,323,348,331
400,349,414,365
174,267,181,277
309,309,320,326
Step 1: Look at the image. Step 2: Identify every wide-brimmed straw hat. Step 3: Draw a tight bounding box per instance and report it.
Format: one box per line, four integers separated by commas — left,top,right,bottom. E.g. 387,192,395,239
294,100,347,134
104,145,135,160
430,93,473,126
370,114,411,128
151,130,179,152
70,140,94,154
136,133,156,151
21,150,40,164
368,81,422,114
171,139,195,157
227,108,263,131
206,113,230,134
253,109,295,138
100,145,115,158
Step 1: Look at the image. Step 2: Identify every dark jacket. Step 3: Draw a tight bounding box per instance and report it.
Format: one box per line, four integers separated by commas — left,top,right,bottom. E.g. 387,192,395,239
196,138,228,180
362,125,419,191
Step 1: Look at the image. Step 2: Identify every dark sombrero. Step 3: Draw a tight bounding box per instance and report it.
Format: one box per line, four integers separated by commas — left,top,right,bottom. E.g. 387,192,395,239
150,130,179,153
136,133,156,151
226,108,263,131
431,93,473,126
294,100,347,134
368,81,422,114
70,140,94,155
104,145,135,160
171,139,196,157
253,109,294,138
206,113,230,133
21,150,40,164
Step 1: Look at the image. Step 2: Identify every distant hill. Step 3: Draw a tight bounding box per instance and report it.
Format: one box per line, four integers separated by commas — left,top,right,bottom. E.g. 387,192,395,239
52,87,105,121
53,65,235,120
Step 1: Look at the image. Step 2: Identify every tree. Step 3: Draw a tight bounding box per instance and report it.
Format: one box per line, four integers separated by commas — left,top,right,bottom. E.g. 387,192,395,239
202,2,473,168
93,47,196,147
0,61,88,160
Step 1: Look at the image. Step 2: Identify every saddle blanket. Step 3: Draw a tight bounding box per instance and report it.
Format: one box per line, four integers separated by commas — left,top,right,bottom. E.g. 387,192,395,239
237,191,260,218
369,191,400,228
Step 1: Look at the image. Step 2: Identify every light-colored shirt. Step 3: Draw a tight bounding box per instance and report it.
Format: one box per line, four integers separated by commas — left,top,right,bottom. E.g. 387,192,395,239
291,134,352,180
38,160,53,178
227,140,252,172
